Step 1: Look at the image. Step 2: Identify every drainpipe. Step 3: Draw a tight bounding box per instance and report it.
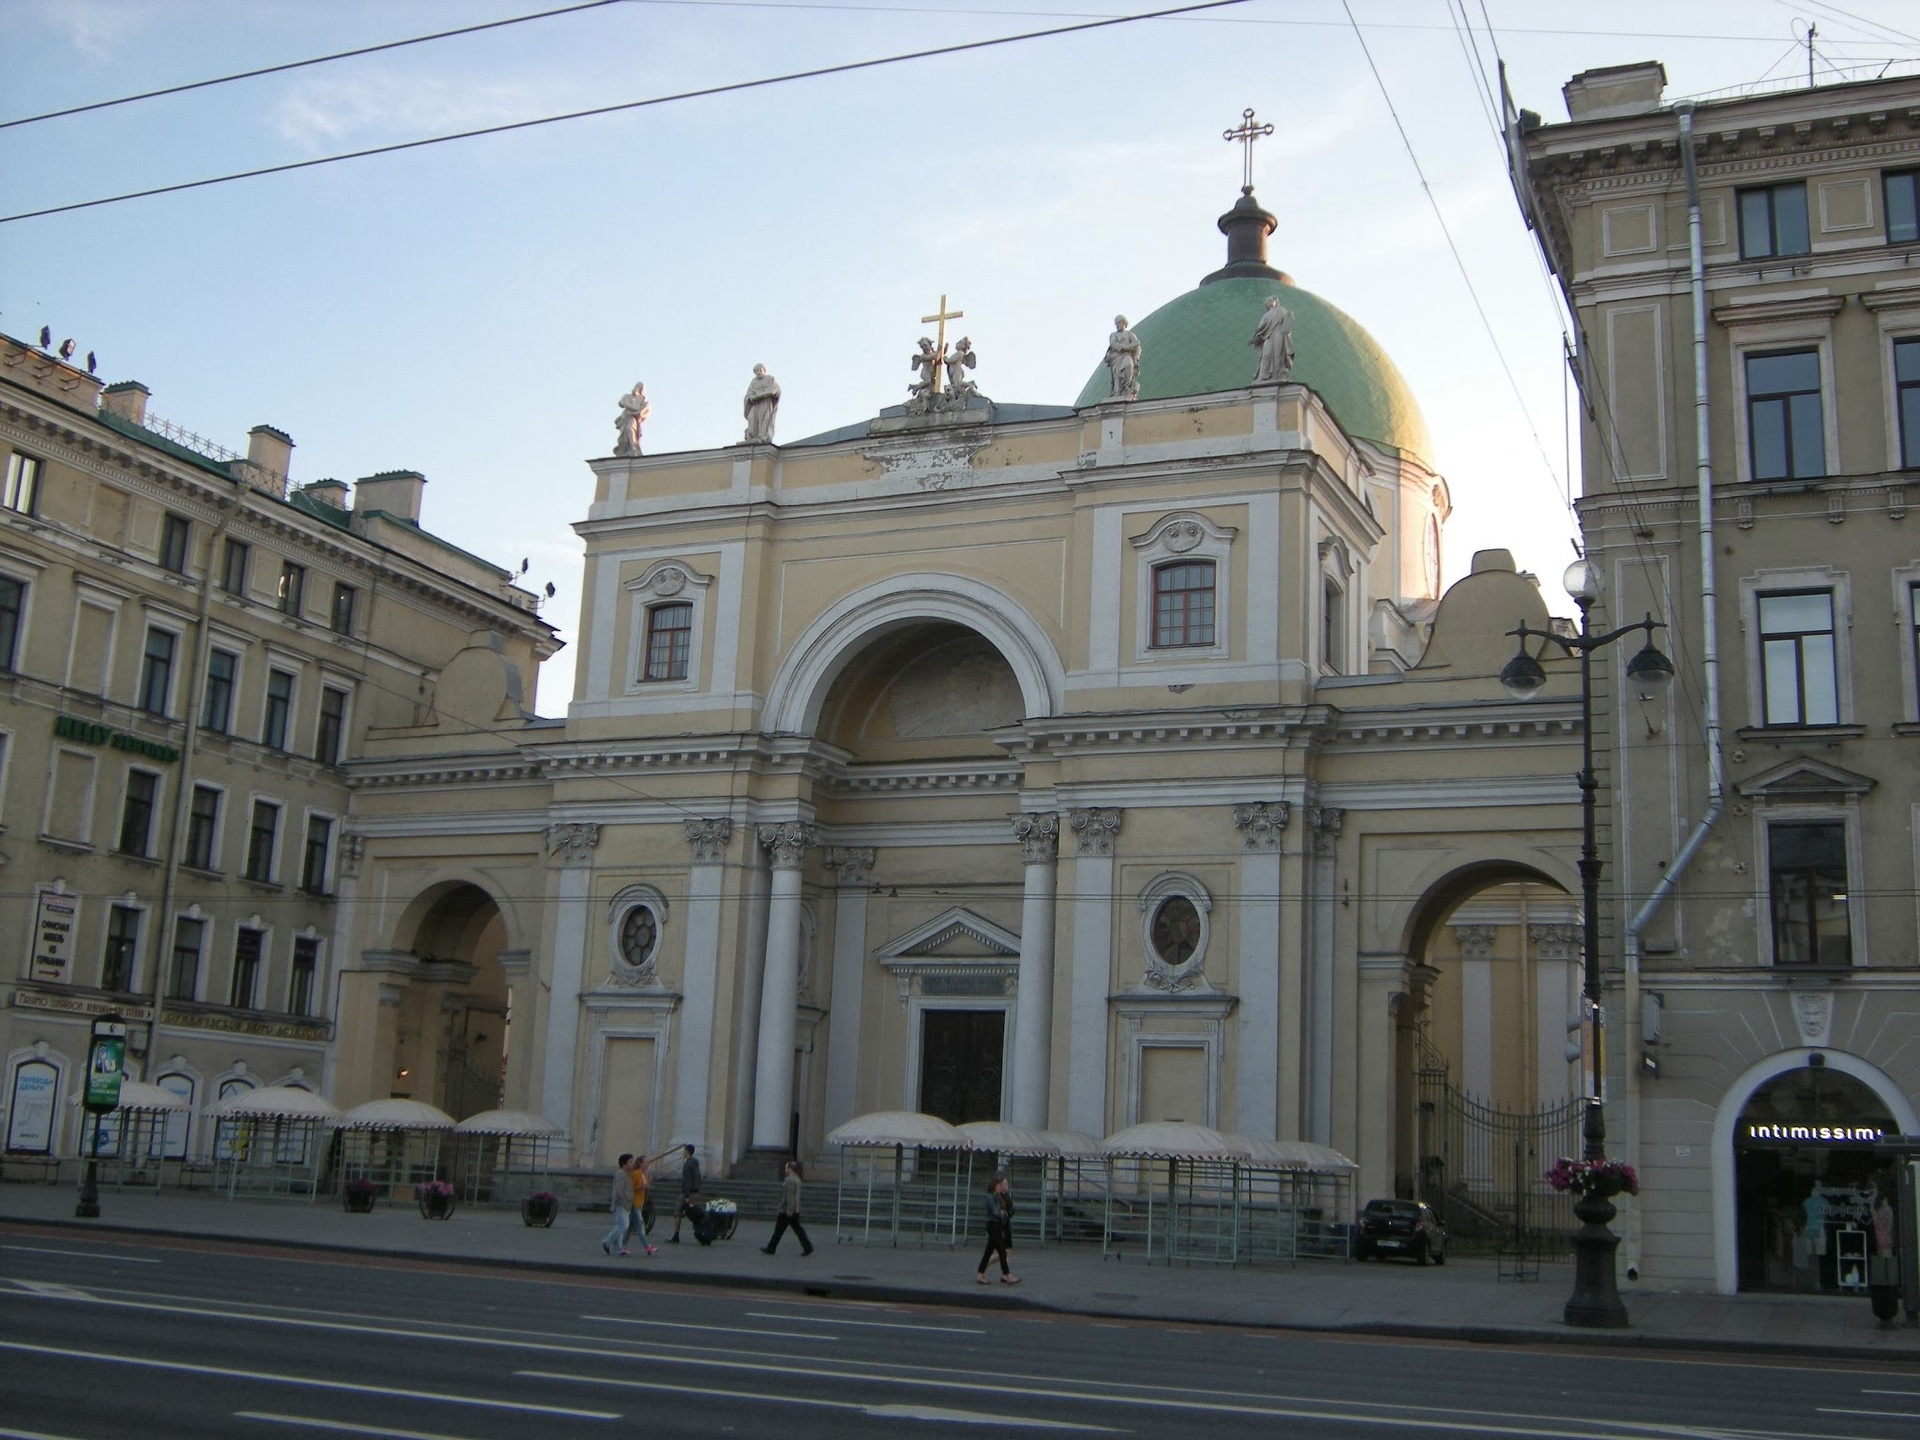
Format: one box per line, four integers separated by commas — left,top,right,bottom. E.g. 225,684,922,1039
1621,105,1726,1277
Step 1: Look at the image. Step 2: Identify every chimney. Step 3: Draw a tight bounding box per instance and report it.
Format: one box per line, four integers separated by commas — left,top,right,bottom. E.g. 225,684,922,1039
301,478,349,510
99,381,151,425
1563,62,1667,122
354,469,426,524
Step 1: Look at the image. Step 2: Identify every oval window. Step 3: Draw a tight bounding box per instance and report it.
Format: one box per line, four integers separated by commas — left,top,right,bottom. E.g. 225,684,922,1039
619,906,659,966
1150,895,1201,967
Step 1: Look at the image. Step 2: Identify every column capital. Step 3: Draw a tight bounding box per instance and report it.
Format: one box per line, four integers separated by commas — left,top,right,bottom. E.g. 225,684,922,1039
1453,923,1497,961
546,822,601,867
1529,921,1580,961
757,821,818,870
1013,812,1060,865
683,817,733,864
825,846,877,887
1308,805,1343,857
1068,807,1122,857
1232,801,1289,851
338,832,366,879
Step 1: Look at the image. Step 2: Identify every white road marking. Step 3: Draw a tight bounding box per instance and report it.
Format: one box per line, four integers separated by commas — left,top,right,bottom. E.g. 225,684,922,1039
1862,1388,1920,1396
237,1415,479,1440
580,1313,836,1341
1,1245,161,1263
1820,1407,1920,1420
0,1341,617,1420
7,1280,92,1299
516,1369,1119,1431
746,1311,985,1334
0,1428,89,1440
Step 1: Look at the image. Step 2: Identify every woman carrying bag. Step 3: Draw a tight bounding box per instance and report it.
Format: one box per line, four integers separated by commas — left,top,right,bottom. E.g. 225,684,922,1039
975,1173,1019,1285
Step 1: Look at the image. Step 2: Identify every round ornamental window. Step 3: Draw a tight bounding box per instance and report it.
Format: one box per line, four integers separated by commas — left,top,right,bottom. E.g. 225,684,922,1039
619,906,659,967
1150,895,1201,967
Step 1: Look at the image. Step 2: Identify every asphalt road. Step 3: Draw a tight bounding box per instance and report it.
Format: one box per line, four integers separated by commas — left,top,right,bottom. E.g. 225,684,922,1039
2,1231,1917,1439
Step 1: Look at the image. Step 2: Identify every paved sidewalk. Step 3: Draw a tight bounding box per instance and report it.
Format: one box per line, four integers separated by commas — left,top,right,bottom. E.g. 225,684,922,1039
3,1181,1916,1362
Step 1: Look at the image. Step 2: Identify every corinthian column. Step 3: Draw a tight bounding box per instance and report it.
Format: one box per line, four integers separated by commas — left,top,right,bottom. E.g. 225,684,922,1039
751,821,816,1152
820,846,876,1138
1009,813,1060,1130
1065,806,1121,1137
672,818,732,1156
540,822,599,1148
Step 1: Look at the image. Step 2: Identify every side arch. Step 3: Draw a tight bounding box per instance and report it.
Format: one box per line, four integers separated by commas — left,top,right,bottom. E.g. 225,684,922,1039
760,574,1066,736
382,873,528,958
1709,1048,1919,1295
1380,850,1578,963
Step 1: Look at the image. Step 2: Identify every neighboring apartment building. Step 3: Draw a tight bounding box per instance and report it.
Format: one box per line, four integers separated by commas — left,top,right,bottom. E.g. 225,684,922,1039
0,334,555,1164
1517,63,1920,1293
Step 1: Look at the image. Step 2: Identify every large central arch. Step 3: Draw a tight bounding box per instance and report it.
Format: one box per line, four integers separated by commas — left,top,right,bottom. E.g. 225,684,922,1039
760,573,1066,736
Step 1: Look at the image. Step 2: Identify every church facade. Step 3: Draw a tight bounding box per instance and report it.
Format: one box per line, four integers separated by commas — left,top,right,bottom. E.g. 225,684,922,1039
336,185,1594,1217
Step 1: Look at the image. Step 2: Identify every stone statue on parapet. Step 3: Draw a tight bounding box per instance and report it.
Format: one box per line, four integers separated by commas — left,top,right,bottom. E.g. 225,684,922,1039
942,337,979,407
1104,315,1142,401
743,363,781,443
613,381,651,456
1251,295,1294,383
907,337,940,414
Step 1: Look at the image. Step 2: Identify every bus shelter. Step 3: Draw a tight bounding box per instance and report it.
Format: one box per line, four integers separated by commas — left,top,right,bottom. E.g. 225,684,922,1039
1227,1136,1359,1263
957,1122,1059,1246
451,1108,562,1205
828,1111,972,1248
209,1086,339,1200
334,1099,456,1200
69,1081,188,1193
1101,1122,1250,1264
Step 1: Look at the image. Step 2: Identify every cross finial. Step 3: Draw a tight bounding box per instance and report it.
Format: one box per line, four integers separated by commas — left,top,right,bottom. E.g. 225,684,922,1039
919,293,964,391
1223,107,1274,194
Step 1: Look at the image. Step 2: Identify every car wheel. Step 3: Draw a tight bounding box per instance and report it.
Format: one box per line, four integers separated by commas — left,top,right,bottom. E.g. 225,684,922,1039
1415,1237,1430,1266
1355,1242,1372,1261
1433,1245,1446,1265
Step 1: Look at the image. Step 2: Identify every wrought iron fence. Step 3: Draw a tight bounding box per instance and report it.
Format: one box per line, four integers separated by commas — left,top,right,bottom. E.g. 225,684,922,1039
1415,1049,1584,1255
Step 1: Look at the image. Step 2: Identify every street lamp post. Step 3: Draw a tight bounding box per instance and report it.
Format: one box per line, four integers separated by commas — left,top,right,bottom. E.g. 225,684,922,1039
1501,558,1672,1330
76,1014,128,1220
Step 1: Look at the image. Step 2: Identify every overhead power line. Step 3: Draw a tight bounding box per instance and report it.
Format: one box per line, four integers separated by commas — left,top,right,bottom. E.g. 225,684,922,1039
0,0,628,133
0,0,1248,226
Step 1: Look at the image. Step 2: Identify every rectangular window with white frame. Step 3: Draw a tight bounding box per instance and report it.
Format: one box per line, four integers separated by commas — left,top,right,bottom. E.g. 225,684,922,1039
1888,169,1919,246
185,783,222,871
262,667,294,750
202,648,238,733
642,601,692,681
245,799,281,884
117,768,161,857
315,685,348,765
137,626,176,715
1738,182,1811,259
330,581,356,636
1896,337,1920,470
0,575,23,671
158,513,190,575
3,453,42,514
1757,589,1839,727
1745,350,1826,481
1767,819,1852,966
289,935,320,1017
1152,562,1217,648
102,904,142,992
277,560,305,617
220,538,249,597
229,926,264,1010
301,813,333,896
170,915,205,1001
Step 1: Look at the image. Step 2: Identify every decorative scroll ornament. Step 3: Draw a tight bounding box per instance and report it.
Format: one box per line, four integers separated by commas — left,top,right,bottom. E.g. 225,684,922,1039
1453,924,1497,962
757,821,818,870
826,846,877,888
1012,812,1060,865
684,817,733,864
1232,801,1288,851
1069,807,1123,857
1163,520,1205,554
1308,805,1343,857
546,822,601,867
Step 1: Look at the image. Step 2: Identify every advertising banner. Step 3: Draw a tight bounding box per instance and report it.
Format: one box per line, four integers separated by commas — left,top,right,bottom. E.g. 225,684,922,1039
30,889,77,983
83,1029,126,1112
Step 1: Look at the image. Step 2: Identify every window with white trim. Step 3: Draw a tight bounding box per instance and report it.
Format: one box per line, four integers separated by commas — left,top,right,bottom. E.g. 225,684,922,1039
1767,820,1851,966
202,648,238,733
102,904,141,992
1887,169,1919,246
1130,511,1236,664
229,926,264,1009
1738,182,1810,259
315,685,348,765
642,602,692,681
170,915,205,1000
1896,337,1920,470
1745,350,1826,481
138,626,176,715
185,784,222,871
117,769,160,857
288,936,320,1016
1151,562,1216,649
220,538,249,597
1757,590,1838,727
622,560,713,694
159,513,190,574
245,800,280,883
277,560,305,618
0,575,22,671
3,453,41,514
262,668,294,750
301,814,333,895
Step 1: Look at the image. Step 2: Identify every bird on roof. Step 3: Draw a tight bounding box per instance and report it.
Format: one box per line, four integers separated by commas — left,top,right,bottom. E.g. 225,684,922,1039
544,582,556,598
86,351,96,374
57,339,75,361
38,326,50,348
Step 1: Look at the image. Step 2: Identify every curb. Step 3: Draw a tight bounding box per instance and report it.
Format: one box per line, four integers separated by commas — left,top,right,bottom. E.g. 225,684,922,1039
6,1213,1917,1365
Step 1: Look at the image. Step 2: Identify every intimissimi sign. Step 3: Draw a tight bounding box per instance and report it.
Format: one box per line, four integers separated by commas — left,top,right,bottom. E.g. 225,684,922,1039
1743,1122,1886,1145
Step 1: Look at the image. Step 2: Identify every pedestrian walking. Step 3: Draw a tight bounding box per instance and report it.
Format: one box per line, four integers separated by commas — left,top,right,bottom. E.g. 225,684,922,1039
666,1143,702,1243
760,1160,815,1256
625,1151,658,1255
601,1153,636,1257
976,1172,1019,1284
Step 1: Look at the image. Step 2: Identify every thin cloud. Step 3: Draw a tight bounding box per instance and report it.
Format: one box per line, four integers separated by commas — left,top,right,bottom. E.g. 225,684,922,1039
274,74,544,153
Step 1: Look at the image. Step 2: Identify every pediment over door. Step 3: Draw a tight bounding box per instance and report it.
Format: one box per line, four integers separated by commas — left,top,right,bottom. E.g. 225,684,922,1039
876,907,1020,1005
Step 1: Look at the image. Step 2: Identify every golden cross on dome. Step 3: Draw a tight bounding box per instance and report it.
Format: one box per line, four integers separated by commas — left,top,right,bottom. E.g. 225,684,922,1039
1223,107,1275,193
920,293,964,390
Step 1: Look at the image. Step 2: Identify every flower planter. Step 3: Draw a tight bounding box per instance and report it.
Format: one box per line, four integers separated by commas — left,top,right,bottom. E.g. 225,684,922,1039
521,1194,559,1228
415,1182,457,1220
343,1186,376,1214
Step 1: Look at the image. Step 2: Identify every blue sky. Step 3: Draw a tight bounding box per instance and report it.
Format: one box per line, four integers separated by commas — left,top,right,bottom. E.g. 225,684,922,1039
5,0,1916,712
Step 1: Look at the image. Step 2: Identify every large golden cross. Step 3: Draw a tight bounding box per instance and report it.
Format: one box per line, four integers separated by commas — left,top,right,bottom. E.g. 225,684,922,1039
1223,107,1274,193
920,293,964,392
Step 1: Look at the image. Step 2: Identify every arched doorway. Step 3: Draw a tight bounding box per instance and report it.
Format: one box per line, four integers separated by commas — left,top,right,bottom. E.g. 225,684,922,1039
1731,1064,1898,1292
394,883,511,1120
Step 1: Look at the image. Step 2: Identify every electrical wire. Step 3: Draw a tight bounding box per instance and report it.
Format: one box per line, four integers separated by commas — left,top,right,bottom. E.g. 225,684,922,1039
0,0,1248,226
0,0,630,132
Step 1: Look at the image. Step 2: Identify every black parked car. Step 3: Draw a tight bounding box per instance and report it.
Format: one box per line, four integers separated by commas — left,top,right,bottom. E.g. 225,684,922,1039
1354,1198,1446,1264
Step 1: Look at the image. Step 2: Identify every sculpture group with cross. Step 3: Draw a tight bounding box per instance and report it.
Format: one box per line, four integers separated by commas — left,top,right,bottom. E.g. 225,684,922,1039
905,293,983,415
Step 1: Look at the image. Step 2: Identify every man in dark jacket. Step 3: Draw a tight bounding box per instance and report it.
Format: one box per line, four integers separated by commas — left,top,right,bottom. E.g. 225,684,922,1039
667,1143,701,1243
760,1159,814,1256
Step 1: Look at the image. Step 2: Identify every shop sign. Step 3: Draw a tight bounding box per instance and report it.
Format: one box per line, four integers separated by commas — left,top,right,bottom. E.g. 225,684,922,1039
30,889,77,983
52,714,180,764
1744,1121,1887,1145
11,988,154,1023
84,1022,127,1112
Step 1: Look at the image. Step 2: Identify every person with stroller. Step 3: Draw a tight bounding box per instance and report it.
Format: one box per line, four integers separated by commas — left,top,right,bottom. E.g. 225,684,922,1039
760,1159,815,1256
666,1143,702,1243
976,1172,1019,1285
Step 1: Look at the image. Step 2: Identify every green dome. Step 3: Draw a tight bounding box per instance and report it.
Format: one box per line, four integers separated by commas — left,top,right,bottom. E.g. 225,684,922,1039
1074,275,1432,462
